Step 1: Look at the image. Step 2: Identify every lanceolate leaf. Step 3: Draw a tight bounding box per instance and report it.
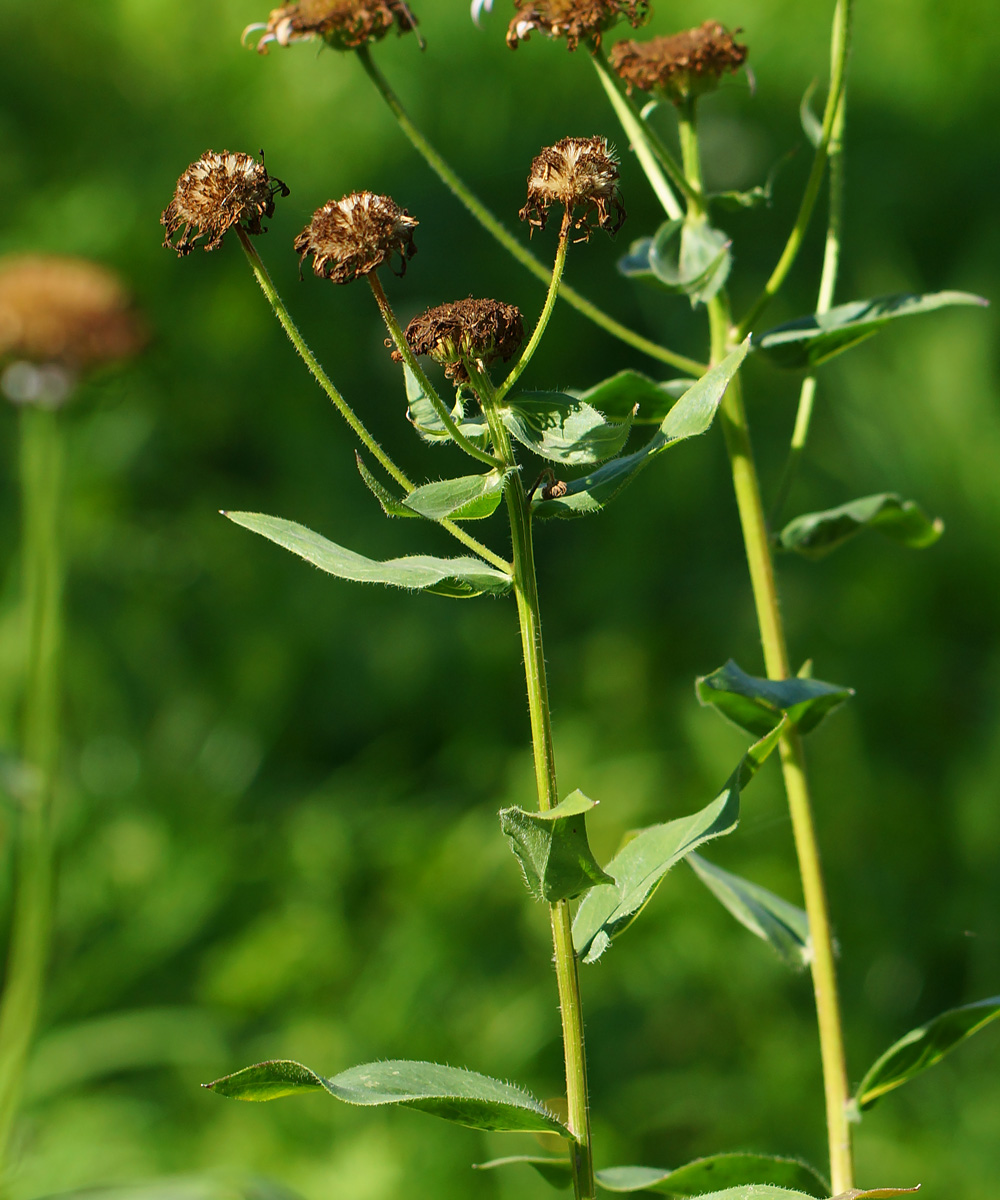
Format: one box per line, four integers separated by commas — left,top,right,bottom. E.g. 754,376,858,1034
355,453,418,519
595,1154,829,1196
404,364,489,444
401,469,509,521
223,512,512,599
501,394,634,465
205,1059,569,1136
573,722,785,964
777,494,944,560
696,659,853,737
853,996,1000,1112
687,853,811,970
533,341,749,520
754,291,987,369
575,371,695,425
474,1156,573,1188
500,790,614,903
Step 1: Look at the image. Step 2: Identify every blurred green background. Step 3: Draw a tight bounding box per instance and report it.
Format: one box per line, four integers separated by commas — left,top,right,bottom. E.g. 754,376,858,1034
1,0,998,1197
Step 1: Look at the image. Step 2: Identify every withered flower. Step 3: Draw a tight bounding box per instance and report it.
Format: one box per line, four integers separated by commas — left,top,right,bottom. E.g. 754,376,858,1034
243,0,419,53
0,256,145,405
519,136,625,239
392,298,524,383
161,150,289,256
506,0,648,52
609,21,747,103
294,192,418,285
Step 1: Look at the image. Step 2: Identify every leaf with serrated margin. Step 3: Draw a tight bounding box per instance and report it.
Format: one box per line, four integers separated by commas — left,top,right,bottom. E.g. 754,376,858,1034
474,1155,573,1188
574,372,695,425
500,791,614,903
595,1154,829,1196
532,341,749,520
205,1059,570,1135
404,364,489,445
696,659,853,738
754,291,987,369
501,394,633,465
355,453,418,519
572,722,785,964
777,494,943,560
853,997,1000,1112
222,512,511,599
687,853,810,970
402,470,508,521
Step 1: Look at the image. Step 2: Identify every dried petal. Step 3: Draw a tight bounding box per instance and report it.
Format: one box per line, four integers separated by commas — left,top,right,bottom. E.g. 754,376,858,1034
243,0,419,53
294,192,418,285
506,0,647,52
609,21,747,103
393,297,523,382
519,136,625,240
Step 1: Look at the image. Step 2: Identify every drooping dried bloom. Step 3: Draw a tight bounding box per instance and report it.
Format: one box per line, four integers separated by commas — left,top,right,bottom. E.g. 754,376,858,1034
294,192,418,285
243,0,419,53
519,136,625,239
506,0,647,52
162,151,289,256
392,298,524,382
609,21,747,103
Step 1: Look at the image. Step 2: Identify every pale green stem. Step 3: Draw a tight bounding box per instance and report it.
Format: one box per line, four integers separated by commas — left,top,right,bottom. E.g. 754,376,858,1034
0,406,63,1183
467,360,595,1200
355,46,705,376
733,0,853,341
236,229,510,573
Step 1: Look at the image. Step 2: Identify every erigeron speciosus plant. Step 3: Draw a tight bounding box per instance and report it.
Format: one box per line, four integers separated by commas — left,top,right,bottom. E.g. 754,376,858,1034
159,2,996,1198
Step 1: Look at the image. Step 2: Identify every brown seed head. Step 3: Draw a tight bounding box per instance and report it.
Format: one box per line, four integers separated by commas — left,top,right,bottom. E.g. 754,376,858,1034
243,0,419,53
294,193,418,285
392,298,524,383
609,21,747,103
519,136,625,240
506,0,648,52
161,150,289,256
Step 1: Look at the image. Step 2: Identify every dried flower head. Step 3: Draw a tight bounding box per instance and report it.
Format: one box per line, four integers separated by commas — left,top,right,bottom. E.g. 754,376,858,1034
519,136,625,239
392,298,524,382
0,256,145,403
162,150,289,256
609,21,747,103
294,192,418,285
243,0,419,53
506,0,648,52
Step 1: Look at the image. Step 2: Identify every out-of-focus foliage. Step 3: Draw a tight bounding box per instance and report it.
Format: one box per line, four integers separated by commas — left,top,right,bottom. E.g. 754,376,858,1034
0,1,997,1199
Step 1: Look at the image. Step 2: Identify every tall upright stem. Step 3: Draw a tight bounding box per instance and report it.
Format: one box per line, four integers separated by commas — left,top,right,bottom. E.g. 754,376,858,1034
0,406,64,1181
468,361,595,1200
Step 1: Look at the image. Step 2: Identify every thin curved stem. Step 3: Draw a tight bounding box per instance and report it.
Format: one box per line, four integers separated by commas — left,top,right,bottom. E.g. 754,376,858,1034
356,46,705,376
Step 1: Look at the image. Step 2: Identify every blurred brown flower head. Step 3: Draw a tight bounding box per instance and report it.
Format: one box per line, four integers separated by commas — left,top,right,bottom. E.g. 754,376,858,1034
161,150,289,256
506,0,648,52
0,256,145,405
610,21,747,103
294,192,418,285
520,136,625,239
393,298,524,382
243,0,419,53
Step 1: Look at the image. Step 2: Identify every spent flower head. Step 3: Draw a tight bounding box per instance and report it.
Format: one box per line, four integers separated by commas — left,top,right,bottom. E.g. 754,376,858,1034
161,150,289,256
243,0,419,53
393,297,524,383
520,136,625,239
295,192,418,284
506,0,648,52
610,21,747,103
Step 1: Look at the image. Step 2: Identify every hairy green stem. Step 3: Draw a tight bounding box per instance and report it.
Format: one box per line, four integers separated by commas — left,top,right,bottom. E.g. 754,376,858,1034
356,46,704,376
468,360,595,1200
0,406,64,1181
237,229,510,573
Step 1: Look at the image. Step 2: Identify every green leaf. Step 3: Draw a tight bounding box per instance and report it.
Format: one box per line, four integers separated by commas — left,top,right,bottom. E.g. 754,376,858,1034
222,511,512,599
619,218,732,305
532,341,749,520
205,1059,570,1135
573,722,785,963
575,371,696,425
777,493,944,560
595,1154,829,1196
404,364,489,445
355,453,419,519
687,853,810,970
800,79,824,148
853,996,1000,1112
834,1190,919,1199
501,394,634,465
500,790,615,903
754,291,987,369
474,1156,573,1188
695,659,853,738
401,469,509,521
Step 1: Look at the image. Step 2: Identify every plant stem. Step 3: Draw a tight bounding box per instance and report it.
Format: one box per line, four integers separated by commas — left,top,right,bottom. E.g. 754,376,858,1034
468,360,595,1200
355,46,705,376
733,0,853,342
236,229,511,573
0,406,64,1181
